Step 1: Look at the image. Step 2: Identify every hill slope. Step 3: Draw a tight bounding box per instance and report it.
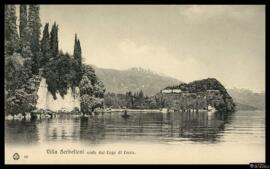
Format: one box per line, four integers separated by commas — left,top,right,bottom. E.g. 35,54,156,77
160,78,236,112
234,102,258,111
227,88,265,110
93,66,182,96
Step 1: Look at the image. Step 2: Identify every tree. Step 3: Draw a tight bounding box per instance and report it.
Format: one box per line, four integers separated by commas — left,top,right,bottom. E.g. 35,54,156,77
80,64,105,97
125,91,134,108
19,5,27,39
5,53,34,116
5,5,19,56
81,64,97,84
28,5,41,74
5,5,34,116
79,63,105,114
79,75,93,96
43,52,84,99
73,34,82,66
19,5,33,64
93,80,105,98
6,88,36,115
80,95,103,115
50,22,59,58
40,23,51,66
5,53,32,93
73,34,83,84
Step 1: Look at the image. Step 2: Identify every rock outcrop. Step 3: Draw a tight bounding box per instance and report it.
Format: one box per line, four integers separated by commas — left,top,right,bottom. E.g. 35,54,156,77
36,77,80,112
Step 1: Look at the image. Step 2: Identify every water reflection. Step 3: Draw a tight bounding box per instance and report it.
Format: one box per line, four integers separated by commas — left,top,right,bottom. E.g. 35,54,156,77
5,110,263,145
5,118,39,145
79,116,106,144
168,111,228,143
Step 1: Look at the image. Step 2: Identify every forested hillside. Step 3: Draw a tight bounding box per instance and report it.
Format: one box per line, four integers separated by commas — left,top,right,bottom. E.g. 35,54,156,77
94,66,182,96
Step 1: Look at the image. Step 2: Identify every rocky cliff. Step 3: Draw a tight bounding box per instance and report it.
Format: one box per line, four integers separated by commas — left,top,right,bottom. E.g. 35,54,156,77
36,77,80,112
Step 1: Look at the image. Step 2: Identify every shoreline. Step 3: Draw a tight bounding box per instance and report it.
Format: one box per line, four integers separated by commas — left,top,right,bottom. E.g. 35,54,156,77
4,108,214,121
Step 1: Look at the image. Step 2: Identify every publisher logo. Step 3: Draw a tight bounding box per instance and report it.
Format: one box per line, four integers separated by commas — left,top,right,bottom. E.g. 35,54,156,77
13,153,20,160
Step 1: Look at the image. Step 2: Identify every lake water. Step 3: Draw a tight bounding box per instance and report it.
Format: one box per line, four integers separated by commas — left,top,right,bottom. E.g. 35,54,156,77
5,110,265,164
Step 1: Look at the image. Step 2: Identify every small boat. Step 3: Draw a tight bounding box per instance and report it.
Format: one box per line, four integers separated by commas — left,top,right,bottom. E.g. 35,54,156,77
121,110,130,118
121,114,130,118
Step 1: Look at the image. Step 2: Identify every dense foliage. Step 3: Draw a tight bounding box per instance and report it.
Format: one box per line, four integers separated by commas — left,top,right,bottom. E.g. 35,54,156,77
5,5,19,56
50,22,59,58
79,64,105,114
40,23,50,66
164,78,235,112
28,5,42,74
43,52,81,99
5,5,33,115
104,91,163,109
5,5,105,115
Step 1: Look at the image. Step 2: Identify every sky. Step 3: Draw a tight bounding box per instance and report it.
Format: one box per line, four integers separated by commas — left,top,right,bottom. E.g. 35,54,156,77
35,5,264,92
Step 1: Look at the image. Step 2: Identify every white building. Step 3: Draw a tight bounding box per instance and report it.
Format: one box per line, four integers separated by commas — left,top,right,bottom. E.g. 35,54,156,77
162,89,173,94
161,89,182,94
172,89,182,93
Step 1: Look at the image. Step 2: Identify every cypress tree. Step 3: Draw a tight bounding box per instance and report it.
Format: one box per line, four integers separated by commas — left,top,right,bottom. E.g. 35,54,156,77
73,34,82,66
19,5,32,59
73,34,82,85
28,5,41,74
19,5,27,39
40,23,51,66
76,39,82,65
50,22,59,58
73,34,77,58
5,5,19,56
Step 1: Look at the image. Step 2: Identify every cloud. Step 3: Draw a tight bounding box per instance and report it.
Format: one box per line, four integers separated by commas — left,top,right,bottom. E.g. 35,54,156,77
117,39,208,82
37,5,265,91
180,5,264,23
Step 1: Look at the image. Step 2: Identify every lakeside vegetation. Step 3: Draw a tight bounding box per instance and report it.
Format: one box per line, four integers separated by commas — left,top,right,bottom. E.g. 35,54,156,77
104,91,163,109
5,5,105,116
164,78,235,112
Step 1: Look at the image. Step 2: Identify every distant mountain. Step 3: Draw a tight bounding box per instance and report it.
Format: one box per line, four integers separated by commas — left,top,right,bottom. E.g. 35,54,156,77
227,88,265,110
92,65,265,111
93,66,182,96
234,102,258,111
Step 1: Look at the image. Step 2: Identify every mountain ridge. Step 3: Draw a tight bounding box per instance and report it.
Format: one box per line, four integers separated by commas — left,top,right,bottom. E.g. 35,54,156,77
227,88,265,110
92,65,183,96
91,65,264,110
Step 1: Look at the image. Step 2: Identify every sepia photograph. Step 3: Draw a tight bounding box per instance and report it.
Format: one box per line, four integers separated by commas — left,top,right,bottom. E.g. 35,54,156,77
4,4,266,165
